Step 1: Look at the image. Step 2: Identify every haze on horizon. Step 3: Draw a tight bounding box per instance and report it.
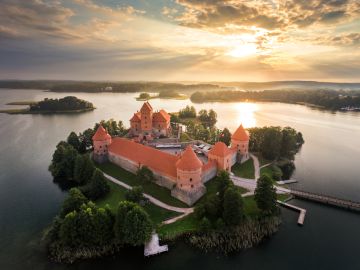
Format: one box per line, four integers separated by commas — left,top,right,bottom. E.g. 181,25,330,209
0,0,359,82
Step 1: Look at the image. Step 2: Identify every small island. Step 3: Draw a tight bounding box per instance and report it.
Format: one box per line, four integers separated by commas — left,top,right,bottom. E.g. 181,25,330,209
0,96,95,114
136,90,187,101
44,102,304,263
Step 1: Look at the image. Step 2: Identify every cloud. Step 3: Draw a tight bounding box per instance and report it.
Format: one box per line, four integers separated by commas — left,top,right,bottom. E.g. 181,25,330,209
0,0,144,42
175,0,359,32
315,32,360,46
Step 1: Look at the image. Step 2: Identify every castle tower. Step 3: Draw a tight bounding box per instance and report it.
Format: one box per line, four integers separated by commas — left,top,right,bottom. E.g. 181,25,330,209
92,125,112,163
172,146,205,205
208,142,236,172
140,102,153,134
231,124,250,163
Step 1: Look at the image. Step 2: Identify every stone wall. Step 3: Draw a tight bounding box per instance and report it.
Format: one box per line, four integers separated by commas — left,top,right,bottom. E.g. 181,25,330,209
108,151,176,189
171,184,206,206
202,165,217,183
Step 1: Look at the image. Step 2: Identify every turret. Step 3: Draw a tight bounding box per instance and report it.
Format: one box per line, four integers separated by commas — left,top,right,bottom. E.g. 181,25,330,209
175,146,203,190
92,125,112,163
231,124,250,163
140,102,153,133
208,142,236,172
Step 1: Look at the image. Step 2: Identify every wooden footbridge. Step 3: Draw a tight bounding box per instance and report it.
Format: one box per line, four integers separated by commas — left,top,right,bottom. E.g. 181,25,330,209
289,189,360,212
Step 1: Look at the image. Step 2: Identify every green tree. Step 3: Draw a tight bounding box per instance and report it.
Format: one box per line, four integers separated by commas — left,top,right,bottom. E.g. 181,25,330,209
254,174,277,215
80,169,110,200
216,170,233,200
79,128,95,149
198,109,208,123
122,206,153,246
223,187,244,226
49,141,78,180
60,188,88,217
208,109,217,127
114,201,138,243
199,217,211,231
219,128,232,146
73,155,95,185
136,166,155,183
204,194,221,221
281,127,297,159
125,186,145,203
261,127,282,160
67,132,80,151
59,202,114,248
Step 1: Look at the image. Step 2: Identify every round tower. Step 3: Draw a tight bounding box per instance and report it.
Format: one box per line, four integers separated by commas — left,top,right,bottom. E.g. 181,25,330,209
175,146,203,191
92,124,112,163
231,124,250,163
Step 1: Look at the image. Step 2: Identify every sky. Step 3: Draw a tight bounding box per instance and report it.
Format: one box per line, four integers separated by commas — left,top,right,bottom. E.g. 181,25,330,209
0,0,359,82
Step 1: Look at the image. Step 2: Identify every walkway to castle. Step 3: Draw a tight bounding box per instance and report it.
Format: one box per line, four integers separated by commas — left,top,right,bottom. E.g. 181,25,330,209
103,173,194,217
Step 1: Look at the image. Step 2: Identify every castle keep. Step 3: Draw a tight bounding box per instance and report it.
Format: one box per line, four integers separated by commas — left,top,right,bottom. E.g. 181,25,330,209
93,102,250,205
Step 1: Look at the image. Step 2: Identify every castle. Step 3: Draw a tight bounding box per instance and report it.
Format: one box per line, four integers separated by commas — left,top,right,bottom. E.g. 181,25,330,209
129,102,171,140
93,102,250,205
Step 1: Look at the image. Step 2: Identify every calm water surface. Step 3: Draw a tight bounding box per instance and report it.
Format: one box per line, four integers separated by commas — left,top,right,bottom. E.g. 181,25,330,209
0,89,359,270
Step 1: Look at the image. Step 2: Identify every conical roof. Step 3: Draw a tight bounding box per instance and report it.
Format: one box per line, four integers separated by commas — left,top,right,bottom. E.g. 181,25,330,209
208,142,232,157
92,125,111,141
176,146,202,171
232,124,249,141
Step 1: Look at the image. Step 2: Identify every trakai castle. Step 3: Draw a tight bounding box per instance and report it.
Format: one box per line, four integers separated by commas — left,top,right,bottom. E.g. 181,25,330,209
92,102,250,205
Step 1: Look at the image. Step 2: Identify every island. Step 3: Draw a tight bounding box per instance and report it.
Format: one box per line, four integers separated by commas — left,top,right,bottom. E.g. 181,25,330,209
136,90,187,101
0,96,95,114
44,102,304,263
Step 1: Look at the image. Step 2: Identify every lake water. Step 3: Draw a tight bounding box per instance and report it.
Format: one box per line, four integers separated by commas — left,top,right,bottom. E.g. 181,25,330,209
0,89,359,269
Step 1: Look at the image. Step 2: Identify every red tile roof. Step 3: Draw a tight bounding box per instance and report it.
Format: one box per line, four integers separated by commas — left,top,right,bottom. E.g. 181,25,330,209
92,125,111,141
153,110,170,122
108,138,178,178
208,142,235,157
176,146,203,171
232,124,249,141
140,102,153,112
130,112,141,122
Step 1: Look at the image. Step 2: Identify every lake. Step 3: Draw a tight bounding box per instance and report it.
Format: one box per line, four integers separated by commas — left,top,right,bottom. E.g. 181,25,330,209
0,89,359,269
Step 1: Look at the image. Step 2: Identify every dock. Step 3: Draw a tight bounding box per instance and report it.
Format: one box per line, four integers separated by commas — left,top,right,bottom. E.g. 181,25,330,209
277,179,298,185
277,200,307,225
290,189,360,212
144,233,168,257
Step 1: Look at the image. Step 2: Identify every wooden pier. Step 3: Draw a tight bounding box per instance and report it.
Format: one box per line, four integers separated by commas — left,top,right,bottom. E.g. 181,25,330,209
144,233,168,257
277,200,306,225
290,189,360,212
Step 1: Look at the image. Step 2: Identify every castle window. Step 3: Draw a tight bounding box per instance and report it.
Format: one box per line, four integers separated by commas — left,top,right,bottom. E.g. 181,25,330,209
99,145,102,148
190,178,192,182
191,185,194,188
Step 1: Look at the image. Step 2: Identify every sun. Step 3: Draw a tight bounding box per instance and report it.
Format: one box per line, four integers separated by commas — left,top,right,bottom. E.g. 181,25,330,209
227,43,258,58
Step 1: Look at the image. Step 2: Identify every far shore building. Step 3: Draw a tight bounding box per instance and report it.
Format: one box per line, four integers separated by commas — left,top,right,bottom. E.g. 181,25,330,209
92,102,250,205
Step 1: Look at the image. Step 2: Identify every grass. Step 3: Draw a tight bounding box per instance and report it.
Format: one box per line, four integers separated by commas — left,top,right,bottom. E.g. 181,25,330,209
277,193,292,202
196,177,248,205
96,162,188,208
260,166,273,177
96,180,180,225
243,196,261,217
158,213,198,240
255,153,273,166
232,159,255,179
